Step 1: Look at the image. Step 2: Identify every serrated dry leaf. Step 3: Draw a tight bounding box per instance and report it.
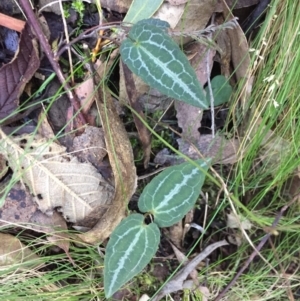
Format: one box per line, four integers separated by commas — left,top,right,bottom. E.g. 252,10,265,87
0,130,114,225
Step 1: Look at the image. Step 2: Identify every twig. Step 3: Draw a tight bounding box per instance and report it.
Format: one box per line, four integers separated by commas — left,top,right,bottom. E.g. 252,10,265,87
213,193,300,301
207,14,216,137
58,0,74,84
18,0,86,126
0,13,25,32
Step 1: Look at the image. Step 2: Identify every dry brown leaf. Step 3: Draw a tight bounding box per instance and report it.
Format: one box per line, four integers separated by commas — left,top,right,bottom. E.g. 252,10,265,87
221,0,250,82
98,0,132,13
180,134,239,164
74,77,95,115
0,22,39,121
0,233,41,269
155,0,216,34
122,62,151,168
226,212,252,230
78,87,137,244
29,211,70,253
175,42,215,143
0,182,37,224
0,129,114,225
71,126,107,169
0,181,71,253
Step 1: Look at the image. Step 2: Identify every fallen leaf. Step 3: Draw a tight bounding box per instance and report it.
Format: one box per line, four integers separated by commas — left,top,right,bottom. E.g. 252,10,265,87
71,125,108,170
0,22,39,121
154,134,239,166
0,182,37,223
0,130,114,226
221,0,250,110
0,233,41,269
74,76,95,114
78,87,137,244
227,212,252,230
29,211,70,254
0,181,70,253
99,0,132,13
175,42,214,142
155,0,216,35
169,242,198,282
122,62,151,168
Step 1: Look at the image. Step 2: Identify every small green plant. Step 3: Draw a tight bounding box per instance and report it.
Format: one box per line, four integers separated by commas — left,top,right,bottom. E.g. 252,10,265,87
103,13,233,297
71,0,85,24
104,159,209,297
120,19,209,109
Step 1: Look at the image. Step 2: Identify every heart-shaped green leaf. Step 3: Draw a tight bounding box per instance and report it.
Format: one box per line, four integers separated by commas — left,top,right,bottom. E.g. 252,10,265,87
104,214,160,298
138,160,209,227
120,21,208,109
205,75,232,106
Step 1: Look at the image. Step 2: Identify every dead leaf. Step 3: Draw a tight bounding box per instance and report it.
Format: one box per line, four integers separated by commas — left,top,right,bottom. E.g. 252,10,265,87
215,0,260,11
29,211,70,254
71,126,108,169
0,153,8,180
78,87,137,244
170,242,199,282
0,181,72,253
122,62,151,168
0,22,39,121
221,0,250,89
0,182,37,224
99,0,132,13
227,212,252,230
168,221,185,248
45,80,70,132
155,0,216,36
74,76,95,115
38,0,61,15
0,130,114,225
178,134,240,164
0,233,41,269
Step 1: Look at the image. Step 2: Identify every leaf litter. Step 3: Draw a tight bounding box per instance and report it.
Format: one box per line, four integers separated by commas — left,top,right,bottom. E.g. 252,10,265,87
1,0,296,300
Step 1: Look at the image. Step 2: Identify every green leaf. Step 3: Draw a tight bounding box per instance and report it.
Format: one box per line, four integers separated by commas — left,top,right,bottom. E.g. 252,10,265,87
123,0,164,24
205,75,232,106
104,214,160,298
134,18,170,30
120,21,208,109
138,160,209,227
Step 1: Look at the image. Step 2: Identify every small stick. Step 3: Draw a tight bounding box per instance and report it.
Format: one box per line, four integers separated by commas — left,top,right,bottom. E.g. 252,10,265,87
18,0,86,126
0,13,25,32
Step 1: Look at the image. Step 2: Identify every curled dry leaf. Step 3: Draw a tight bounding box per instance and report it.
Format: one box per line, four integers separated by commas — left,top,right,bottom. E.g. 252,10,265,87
0,23,39,121
78,88,137,244
0,129,114,226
